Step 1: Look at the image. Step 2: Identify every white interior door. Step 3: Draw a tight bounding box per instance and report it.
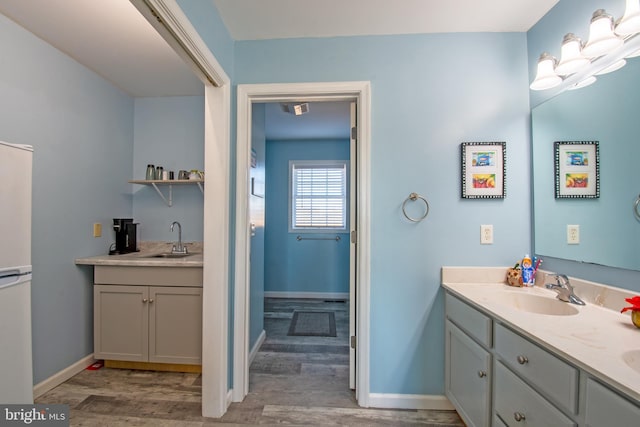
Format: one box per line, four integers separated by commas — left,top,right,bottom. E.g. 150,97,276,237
349,102,357,391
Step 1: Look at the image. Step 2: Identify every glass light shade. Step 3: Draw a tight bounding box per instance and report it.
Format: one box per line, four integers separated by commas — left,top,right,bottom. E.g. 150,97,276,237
626,47,640,58
595,58,626,75
615,0,640,36
568,76,597,90
555,33,590,75
530,53,562,90
583,10,623,58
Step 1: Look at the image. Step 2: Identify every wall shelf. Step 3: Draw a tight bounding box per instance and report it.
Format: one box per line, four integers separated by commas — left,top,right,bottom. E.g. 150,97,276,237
129,180,204,207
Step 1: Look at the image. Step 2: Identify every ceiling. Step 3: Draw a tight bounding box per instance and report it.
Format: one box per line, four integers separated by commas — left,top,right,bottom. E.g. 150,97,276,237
213,0,560,40
0,0,559,97
0,0,559,139
264,102,351,140
0,0,204,97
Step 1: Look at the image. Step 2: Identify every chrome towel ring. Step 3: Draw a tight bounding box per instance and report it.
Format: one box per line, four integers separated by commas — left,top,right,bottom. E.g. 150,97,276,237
634,194,640,221
402,192,430,223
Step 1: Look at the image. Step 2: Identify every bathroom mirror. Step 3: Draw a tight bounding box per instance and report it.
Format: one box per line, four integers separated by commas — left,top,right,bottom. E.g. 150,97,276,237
532,56,640,271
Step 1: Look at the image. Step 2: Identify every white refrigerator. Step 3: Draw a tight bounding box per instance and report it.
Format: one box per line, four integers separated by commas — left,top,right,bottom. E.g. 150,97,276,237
0,141,34,404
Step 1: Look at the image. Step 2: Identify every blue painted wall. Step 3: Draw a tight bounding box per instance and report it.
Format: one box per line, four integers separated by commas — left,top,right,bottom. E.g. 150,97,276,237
528,0,640,290
249,104,265,347
265,138,351,295
234,33,532,395
132,96,205,242
176,0,234,77
0,14,134,383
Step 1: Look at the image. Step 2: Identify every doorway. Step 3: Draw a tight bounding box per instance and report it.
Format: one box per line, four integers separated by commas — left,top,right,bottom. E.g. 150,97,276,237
233,82,372,406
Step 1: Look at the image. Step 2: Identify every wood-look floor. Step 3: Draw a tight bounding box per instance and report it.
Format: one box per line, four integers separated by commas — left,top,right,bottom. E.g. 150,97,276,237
36,298,463,426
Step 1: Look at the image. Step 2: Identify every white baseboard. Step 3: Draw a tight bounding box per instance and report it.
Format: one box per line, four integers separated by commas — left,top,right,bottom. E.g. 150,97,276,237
264,291,349,300
367,393,454,410
33,354,96,398
249,330,266,366
226,389,233,409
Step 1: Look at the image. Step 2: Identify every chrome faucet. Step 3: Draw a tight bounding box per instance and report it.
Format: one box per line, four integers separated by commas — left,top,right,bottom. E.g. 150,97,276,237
544,274,585,305
170,221,188,254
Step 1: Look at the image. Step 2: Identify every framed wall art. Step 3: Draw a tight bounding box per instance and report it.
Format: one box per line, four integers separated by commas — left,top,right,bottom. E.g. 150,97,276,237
461,142,506,199
554,141,599,199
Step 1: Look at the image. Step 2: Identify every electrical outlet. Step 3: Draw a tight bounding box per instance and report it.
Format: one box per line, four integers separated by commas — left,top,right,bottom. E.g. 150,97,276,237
567,224,579,244
480,224,493,244
93,223,102,238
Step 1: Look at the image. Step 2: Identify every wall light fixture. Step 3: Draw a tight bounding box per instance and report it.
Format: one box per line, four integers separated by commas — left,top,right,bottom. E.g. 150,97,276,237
530,0,640,91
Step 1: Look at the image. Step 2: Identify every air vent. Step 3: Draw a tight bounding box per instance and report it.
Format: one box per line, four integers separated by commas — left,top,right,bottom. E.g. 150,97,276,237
281,103,309,115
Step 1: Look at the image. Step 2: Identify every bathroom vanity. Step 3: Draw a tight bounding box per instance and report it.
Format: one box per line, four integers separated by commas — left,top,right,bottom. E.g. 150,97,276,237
442,267,640,427
76,245,203,372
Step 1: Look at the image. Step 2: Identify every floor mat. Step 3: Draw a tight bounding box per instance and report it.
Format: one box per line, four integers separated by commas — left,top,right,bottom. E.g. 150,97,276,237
287,311,337,337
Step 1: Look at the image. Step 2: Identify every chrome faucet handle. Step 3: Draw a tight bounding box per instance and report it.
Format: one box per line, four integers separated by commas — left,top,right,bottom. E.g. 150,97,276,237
545,273,570,289
555,274,570,287
544,273,585,305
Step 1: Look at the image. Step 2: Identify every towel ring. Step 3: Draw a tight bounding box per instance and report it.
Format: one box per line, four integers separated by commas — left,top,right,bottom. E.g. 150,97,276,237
402,192,430,223
634,194,640,221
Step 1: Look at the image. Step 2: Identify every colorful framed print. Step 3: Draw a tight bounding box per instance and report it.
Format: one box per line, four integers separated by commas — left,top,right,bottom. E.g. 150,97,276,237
554,141,599,199
461,142,506,199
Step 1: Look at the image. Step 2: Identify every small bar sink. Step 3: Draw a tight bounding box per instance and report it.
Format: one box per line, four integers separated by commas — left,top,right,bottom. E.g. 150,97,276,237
496,292,579,316
147,252,192,258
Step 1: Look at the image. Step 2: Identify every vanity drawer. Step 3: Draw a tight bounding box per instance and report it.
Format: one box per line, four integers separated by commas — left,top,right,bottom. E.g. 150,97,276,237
584,378,640,426
494,323,578,414
445,293,492,347
494,362,575,427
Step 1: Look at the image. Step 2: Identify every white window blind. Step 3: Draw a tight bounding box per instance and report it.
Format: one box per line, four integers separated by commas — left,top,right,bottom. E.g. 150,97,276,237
290,161,347,231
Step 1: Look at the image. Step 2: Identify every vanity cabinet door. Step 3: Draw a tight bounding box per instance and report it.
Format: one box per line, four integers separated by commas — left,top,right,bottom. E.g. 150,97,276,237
584,378,640,426
148,286,202,364
494,323,578,414
494,362,575,427
94,285,148,362
446,320,491,427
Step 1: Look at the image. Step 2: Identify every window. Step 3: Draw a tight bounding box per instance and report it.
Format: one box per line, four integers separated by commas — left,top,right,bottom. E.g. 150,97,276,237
289,160,348,231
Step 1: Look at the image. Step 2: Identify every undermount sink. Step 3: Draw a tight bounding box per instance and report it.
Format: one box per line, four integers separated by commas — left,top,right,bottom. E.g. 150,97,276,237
496,292,580,316
622,350,640,375
146,252,192,258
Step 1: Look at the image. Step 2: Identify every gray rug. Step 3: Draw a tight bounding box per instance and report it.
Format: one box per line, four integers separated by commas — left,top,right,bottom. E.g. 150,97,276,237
287,311,337,337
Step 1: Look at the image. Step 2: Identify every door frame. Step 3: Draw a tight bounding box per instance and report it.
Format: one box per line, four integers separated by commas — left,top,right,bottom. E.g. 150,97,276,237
233,82,372,406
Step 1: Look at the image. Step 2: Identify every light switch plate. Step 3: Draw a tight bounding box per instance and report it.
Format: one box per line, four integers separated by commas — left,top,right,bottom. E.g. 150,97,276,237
93,223,102,238
481,224,493,244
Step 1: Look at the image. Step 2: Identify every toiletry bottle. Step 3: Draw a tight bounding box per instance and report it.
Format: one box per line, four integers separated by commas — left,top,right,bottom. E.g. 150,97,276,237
521,254,534,286
145,164,155,180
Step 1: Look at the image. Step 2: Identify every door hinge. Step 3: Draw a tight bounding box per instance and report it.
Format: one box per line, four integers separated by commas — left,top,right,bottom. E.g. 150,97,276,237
351,126,357,140
350,230,357,244
350,335,357,349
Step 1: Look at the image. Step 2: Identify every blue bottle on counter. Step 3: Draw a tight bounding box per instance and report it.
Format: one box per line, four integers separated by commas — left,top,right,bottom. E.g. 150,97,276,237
521,254,534,286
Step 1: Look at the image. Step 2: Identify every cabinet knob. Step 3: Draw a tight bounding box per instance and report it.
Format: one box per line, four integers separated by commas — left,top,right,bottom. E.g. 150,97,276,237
149,298,154,303
517,355,529,365
514,412,526,422
477,370,487,378
142,298,148,303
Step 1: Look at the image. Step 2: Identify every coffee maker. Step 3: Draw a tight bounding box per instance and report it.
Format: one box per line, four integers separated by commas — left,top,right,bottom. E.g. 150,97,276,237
109,218,138,255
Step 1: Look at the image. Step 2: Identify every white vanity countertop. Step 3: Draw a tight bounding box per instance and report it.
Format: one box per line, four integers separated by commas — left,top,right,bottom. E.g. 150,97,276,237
442,266,640,404
75,241,203,267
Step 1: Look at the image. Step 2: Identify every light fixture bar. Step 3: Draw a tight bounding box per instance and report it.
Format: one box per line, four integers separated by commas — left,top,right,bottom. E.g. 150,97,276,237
531,11,640,94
